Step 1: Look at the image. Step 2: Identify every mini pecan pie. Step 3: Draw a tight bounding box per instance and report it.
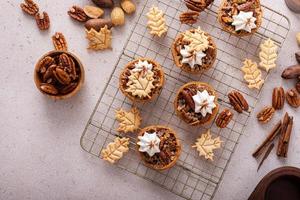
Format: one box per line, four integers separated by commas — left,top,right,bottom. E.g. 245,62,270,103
174,82,219,126
119,58,165,103
218,0,262,36
137,125,181,170
171,27,217,74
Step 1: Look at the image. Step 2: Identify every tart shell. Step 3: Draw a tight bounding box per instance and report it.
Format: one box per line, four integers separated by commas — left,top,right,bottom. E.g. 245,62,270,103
137,125,181,170
174,82,219,126
119,58,165,103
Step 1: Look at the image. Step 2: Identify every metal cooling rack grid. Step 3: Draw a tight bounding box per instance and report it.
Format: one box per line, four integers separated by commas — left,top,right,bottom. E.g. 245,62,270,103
80,0,290,199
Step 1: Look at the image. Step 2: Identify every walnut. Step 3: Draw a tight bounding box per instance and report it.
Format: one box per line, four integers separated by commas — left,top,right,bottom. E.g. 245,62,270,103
257,106,275,124
228,91,249,113
179,11,199,25
68,6,88,22
20,0,39,16
35,12,50,30
286,88,300,108
272,87,285,110
216,109,233,128
52,32,68,51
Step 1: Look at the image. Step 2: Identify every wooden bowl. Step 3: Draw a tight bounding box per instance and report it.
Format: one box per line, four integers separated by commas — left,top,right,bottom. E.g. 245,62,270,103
34,50,85,100
249,166,300,200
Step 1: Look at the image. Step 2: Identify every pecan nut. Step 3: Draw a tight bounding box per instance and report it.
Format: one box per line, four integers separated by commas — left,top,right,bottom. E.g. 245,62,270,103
184,0,212,12
179,11,199,25
216,109,233,128
52,32,68,51
272,87,285,110
43,65,57,82
68,6,88,22
181,89,195,110
59,54,77,80
35,12,50,30
237,0,255,11
228,91,249,113
281,65,300,79
40,83,58,95
257,106,275,124
53,68,71,85
20,0,39,16
60,82,78,94
37,56,55,74
286,88,300,108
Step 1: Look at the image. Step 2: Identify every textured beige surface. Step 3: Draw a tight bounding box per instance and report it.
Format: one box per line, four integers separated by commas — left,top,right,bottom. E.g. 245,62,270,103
0,0,299,200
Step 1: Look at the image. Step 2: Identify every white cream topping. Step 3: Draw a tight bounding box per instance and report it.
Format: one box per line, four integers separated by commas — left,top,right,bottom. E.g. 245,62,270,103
180,45,206,68
137,132,160,157
192,90,216,117
232,11,257,33
131,60,153,74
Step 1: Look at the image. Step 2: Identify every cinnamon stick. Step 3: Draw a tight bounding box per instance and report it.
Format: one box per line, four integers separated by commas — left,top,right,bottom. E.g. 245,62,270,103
257,143,274,171
252,121,282,158
277,112,293,157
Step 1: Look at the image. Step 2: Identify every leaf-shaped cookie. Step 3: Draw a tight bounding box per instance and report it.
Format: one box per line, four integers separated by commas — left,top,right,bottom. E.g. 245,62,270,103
125,71,155,98
146,6,167,37
86,26,112,50
116,107,141,133
101,137,130,164
182,27,209,52
259,38,278,72
241,59,264,90
192,130,222,161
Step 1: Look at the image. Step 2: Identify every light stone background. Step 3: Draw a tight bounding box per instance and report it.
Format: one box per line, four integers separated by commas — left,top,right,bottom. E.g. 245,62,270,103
0,0,300,200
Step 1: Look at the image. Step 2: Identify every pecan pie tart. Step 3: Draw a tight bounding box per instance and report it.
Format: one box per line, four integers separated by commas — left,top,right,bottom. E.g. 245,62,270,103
174,82,219,126
218,0,263,36
119,58,165,103
171,27,217,74
137,125,181,170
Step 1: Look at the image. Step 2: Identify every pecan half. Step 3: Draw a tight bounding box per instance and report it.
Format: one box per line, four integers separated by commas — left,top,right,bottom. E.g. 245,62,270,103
53,68,71,85
281,65,300,79
296,81,300,93
43,65,57,82
272,87,285,110
35,12,50,30
216,109,233,128
52,32,68,51
59,54,77,80
257,106,275,124
60,82,78,94
182,89,195,110
68,6,88,22
286,88,300,108
40,83,58,95
184,0,210,12
179,11,199,24
20,0,39,16
228,91,249,113
38,56,55,74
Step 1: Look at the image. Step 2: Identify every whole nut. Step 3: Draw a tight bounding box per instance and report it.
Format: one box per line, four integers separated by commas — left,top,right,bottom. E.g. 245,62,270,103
83,5,104,19
111,7,125,26
121,0,136,14
286,88,300,108
85,18,113,31
281,65,300,79
92,0,114,8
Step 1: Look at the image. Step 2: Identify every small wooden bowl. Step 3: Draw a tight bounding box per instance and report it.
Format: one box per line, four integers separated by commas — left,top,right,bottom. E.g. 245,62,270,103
34,50,85,100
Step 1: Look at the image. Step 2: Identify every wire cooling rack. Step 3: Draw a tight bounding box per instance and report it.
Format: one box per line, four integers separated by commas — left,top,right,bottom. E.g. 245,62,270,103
80,0,290,199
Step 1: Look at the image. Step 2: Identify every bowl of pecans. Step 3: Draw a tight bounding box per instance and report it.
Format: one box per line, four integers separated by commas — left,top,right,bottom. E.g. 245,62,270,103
34,50,85,100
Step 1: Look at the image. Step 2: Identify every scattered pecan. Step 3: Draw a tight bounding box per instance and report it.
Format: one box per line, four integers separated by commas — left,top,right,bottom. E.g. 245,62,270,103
296,81,300,93
52,32,68,51
272,87,285,110
184,0,211,12
281,65,300,79
40,83,58,95
257,106,275,124
20,0,39,16
181,89,195,110
68,6,88,22
53,68,71,85
237,0,255,11
295,52,300,64
179,10,199,25
286,88,300,108
228,91,249,113
59,53,77,80
216,109,233,128
38,56,55,74
35,12,50,30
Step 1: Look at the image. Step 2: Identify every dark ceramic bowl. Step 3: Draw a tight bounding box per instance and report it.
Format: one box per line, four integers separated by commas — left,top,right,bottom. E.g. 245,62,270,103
249,167,300,200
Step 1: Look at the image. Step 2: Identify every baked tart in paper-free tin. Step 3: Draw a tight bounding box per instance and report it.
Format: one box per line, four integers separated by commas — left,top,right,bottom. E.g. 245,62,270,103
137,125,181,170
174,82,219,126
218,0,263,36
119,58,165,103
171,27,217,74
